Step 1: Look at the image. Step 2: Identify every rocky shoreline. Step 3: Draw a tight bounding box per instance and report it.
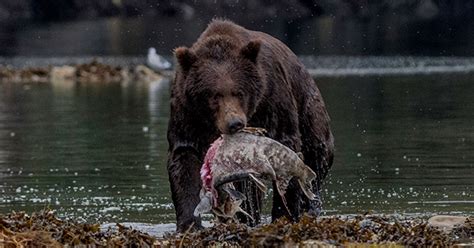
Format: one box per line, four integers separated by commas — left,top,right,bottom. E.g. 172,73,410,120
0,60,163,84
1,210,472,247
2,56,474,80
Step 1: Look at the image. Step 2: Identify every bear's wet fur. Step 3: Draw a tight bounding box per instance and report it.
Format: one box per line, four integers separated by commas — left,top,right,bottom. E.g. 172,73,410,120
168,19,334,232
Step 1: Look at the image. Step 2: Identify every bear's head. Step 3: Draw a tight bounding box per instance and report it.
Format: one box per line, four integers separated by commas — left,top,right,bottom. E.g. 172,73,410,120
174,37,264,134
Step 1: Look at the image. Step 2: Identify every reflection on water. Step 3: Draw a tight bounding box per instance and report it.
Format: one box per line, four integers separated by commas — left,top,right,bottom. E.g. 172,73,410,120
319,75,474,215
0,74,473,223
0,79,174,223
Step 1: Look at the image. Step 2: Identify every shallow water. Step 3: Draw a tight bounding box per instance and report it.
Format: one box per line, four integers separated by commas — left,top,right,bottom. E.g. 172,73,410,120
0,73,473,225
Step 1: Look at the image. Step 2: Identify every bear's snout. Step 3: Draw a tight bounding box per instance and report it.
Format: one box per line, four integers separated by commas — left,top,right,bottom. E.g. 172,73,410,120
218,114,246,134
227,118,245,134
215,96,247,134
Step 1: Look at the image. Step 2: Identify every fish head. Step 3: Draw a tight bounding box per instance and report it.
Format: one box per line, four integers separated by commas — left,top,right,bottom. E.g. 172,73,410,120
193,183,248,219
213,184,249,220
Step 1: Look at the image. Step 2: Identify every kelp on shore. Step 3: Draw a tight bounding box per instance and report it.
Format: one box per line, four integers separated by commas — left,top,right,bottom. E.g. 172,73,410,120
0,60,163,84
0,210,156,247
1,210,472,247
164,214,472,247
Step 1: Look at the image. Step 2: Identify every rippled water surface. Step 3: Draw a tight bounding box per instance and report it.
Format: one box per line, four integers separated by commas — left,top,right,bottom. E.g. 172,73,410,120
0,74,473,224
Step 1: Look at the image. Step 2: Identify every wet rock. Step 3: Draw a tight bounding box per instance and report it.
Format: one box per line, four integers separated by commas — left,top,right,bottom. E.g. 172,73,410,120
450,216,473,245
51,65,76,81
428,215,469,231
134,64,163,83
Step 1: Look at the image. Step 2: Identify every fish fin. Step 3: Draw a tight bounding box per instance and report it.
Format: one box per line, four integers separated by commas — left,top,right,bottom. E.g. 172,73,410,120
224,187,246,201
297,152,305,160
275,179,291,216
249,174,267,192
276,177,290,196
236,206,255,221
211,208,225,219
193,193,212,217
298,179,317,200
297,165,317,200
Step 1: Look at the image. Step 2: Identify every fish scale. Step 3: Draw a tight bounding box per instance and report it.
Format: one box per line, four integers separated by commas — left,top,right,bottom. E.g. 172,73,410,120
194,129,317,222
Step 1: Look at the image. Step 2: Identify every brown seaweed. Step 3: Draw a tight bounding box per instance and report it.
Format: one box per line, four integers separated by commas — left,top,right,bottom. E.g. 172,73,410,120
0,210,157,247
164,214,471,247
1,210,471,247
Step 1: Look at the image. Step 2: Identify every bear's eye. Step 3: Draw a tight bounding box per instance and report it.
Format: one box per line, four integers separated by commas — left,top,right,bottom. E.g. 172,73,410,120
212,93,223,101
233,91,244,99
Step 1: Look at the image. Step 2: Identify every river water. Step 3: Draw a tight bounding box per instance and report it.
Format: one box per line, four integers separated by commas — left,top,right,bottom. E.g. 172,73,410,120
1,72,473,225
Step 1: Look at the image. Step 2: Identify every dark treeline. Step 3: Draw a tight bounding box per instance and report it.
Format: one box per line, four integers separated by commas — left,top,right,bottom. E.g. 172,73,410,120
1,0,473,56
1,0,473,23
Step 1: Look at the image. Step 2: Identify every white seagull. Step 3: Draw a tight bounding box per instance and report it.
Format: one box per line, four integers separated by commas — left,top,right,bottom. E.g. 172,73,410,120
147,47,172,70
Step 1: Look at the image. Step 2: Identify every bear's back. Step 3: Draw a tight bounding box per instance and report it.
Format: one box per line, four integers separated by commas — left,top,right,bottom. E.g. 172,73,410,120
194,20,294,60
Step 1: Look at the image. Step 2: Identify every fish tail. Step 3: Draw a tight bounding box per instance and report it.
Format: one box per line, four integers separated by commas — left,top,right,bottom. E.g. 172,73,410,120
275,180,291,216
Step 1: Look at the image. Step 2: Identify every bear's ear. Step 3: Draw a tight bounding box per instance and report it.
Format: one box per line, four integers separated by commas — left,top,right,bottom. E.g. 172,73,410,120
174,47,197,72
240,40,261,63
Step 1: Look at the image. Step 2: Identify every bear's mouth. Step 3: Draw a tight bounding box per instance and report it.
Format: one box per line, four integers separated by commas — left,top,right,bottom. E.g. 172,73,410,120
214,95,248,134
216,116,247,135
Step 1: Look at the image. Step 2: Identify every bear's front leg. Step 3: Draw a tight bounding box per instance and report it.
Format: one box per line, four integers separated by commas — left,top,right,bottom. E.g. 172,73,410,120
167,147,203,232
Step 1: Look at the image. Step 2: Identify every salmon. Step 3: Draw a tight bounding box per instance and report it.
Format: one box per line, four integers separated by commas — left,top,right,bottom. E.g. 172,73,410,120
194,128,317,220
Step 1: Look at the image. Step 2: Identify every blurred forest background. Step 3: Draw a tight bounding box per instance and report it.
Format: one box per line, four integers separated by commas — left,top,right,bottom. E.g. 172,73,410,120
0,0,473,56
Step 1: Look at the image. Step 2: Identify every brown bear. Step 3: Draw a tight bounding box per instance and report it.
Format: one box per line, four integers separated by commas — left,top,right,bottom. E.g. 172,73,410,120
167,19,334,232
